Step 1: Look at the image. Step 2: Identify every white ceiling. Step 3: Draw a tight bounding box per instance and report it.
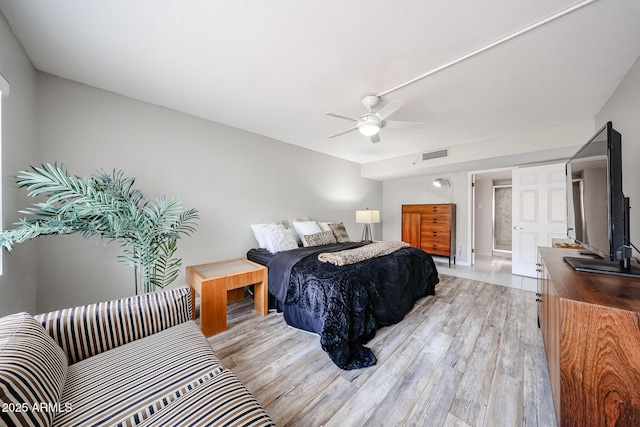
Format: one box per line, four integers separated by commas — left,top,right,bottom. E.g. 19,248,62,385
1,0,639,166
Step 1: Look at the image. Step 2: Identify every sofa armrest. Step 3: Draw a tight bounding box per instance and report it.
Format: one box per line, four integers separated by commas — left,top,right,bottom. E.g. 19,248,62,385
35,286,192,364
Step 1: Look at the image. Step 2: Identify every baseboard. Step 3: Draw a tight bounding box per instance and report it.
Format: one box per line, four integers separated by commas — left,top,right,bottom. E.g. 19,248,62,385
431,256,470,267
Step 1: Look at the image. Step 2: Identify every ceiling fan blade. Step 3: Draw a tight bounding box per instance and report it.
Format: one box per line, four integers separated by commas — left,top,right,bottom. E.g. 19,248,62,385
325,112,357,122
375,100,404,120
384,120,424,129
329,127,358,138
369,133,381,143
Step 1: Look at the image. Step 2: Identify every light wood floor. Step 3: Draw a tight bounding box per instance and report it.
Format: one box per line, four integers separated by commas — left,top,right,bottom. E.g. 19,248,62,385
207,274,557,427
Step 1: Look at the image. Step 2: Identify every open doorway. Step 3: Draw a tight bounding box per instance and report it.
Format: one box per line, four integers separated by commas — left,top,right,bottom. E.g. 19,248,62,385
472,168,513,266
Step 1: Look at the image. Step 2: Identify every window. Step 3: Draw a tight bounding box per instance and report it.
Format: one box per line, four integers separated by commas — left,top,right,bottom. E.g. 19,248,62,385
0,72,9,275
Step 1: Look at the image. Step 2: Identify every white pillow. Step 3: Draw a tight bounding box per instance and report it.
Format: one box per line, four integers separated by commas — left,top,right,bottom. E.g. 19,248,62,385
250,223,278,248
317,221,335,232
263,224,299,254
286,227,301,246
281,218,305,245
292,221,323,247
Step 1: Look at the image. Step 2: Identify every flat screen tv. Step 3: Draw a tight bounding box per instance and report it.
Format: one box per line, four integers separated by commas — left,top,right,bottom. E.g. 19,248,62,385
564,121,640,277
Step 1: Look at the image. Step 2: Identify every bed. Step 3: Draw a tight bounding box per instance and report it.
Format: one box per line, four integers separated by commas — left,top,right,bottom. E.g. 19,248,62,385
247,241,439,370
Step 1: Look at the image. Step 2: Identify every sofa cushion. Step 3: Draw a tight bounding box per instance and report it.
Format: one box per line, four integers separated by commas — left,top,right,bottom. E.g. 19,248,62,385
137,369,276,427
37,286,193,364
0,312,68,427
51,321,224,427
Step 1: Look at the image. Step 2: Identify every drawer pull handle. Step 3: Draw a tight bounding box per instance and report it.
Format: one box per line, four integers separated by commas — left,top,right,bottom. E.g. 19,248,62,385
536,297,542,302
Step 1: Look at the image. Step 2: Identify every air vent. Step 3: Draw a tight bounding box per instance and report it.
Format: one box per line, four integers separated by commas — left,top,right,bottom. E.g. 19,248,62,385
421,148,449,161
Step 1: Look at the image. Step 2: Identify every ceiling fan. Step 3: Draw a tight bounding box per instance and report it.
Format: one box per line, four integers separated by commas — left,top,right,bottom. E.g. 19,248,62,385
325,96,423,143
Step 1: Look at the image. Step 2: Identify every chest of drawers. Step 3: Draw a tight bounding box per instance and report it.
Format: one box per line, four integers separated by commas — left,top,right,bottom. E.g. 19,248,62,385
402,204,456,266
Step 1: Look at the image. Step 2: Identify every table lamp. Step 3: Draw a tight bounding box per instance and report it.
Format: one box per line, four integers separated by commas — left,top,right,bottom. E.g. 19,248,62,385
355,209,380,242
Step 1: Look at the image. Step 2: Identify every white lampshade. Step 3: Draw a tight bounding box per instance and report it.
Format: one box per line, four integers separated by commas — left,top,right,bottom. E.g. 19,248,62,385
356,210,380,224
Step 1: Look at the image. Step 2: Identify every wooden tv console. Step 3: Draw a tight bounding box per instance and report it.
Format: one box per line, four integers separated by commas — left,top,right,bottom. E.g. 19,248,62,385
537,247,640,426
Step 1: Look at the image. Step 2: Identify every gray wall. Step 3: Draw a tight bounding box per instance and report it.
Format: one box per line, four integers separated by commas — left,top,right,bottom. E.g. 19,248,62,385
597,55,640,256
31,74,381,312
493,186,512,251
474,178,493,257
2,7,638,315
0,13,39,316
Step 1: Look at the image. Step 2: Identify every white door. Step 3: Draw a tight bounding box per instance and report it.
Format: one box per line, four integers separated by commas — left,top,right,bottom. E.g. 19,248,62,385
512,163,567,277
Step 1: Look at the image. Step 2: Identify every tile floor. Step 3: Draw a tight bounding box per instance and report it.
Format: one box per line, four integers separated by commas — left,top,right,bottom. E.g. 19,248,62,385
434,254,538,293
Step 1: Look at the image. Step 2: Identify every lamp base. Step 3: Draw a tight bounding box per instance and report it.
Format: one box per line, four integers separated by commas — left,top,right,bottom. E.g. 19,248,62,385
361,224,373,242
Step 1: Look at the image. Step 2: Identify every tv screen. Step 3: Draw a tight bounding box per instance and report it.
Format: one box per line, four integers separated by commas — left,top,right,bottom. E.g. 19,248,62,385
564,122,639,278
565,123,617,259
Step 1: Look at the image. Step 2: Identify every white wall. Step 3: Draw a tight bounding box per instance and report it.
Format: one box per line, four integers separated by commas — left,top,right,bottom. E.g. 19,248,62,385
597,55,640,257
381,120,603,267
0,12,39,316
383,172,468,264
364,120,594,180
32,74,381,312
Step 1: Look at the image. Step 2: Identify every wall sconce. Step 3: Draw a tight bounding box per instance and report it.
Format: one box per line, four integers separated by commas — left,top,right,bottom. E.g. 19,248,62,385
433,178,450,188
355,209,380,242
433,178,453,202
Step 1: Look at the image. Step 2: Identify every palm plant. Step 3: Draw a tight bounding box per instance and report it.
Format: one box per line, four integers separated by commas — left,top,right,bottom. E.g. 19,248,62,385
0,163,199,294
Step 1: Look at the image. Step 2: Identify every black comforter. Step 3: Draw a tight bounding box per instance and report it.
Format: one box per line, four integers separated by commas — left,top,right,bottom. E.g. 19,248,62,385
248,243,439,370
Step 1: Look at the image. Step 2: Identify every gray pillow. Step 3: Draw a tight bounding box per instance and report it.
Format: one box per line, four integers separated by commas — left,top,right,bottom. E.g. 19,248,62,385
329,222,351,243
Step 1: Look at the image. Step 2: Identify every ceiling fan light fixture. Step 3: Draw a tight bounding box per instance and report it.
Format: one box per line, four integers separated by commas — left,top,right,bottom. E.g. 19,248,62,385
326,97,421,143
357,115,381,136
359,123,380,136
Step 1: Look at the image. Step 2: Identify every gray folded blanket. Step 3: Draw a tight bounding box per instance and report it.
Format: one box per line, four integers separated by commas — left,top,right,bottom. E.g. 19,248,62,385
318,241,410,266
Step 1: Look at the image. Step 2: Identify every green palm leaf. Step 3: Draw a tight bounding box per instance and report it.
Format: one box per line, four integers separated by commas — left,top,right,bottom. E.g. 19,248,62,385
0,163,199,293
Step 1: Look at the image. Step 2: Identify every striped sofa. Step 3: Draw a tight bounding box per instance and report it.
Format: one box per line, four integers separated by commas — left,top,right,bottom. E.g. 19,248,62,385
0,286,275,427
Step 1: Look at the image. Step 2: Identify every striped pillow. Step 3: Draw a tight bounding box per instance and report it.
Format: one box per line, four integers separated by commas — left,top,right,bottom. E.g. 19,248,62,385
36,286,193,364
0,312,68,427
